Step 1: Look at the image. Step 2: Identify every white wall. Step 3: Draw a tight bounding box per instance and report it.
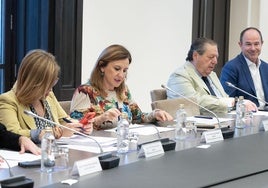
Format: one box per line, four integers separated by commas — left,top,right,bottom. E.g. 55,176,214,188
82,0,193,112
229,0,268,62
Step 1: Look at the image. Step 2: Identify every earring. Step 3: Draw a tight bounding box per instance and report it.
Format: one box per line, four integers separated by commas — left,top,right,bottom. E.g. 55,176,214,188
101,71,104,76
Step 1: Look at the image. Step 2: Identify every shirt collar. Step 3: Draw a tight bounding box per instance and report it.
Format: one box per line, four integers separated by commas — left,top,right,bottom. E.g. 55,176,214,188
243,54,261,68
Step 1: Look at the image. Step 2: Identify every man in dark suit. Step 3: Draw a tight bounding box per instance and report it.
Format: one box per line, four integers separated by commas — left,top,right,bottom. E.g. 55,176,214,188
220,27,268,110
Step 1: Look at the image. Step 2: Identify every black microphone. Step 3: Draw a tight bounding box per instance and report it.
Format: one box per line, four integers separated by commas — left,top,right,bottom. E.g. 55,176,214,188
161,84,234,139
0,155,34,188
23,110,120,170
226,81,268,110
133,124,176,152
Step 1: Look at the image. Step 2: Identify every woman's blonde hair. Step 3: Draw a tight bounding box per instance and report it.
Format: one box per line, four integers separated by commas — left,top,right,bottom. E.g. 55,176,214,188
90,44,132,101
16,49,60,105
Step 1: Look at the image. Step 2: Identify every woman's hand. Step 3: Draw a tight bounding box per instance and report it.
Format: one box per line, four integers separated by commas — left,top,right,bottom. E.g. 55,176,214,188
19,136,41,155
95,108,121,126
81,120,94,134
154,110,173,122
63,121,93,136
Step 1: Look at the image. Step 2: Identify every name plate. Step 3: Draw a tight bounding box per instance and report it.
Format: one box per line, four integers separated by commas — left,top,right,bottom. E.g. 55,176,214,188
203,129,223,143
138,141,164,158
262,120,268,131
71,157,102,176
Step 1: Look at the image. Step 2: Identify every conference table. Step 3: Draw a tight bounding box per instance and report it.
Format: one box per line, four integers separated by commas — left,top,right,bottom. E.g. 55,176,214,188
1,113,268,188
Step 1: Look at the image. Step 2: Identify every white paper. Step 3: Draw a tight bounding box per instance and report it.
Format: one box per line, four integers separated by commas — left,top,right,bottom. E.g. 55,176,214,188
187,116,233,128
56,135,117,154
0,150,41,168
57,135,117,146
229,110,268,116
105,124,174,136
66,144,117,153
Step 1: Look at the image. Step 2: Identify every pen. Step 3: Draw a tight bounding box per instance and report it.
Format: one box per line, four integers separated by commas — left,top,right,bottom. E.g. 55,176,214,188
62,117,72,123
194,115,213,119
115,102,120,121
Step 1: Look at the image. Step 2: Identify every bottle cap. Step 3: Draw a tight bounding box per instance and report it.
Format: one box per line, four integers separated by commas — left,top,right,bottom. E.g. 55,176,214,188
121,112,129,119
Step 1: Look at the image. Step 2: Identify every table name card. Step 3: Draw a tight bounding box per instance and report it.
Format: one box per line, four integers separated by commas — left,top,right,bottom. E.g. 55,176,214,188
138,141,164,158
203,129,223,143
71,157,102,176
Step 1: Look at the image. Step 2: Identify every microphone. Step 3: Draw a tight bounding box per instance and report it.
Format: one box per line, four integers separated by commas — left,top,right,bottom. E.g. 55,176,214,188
161,84,234,139
226,81,268,109
23,110,120,170
0,155,34,188
133,124,176,152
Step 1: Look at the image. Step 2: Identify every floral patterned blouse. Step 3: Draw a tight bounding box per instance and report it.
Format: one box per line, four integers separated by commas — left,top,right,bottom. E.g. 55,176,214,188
70,83,156,130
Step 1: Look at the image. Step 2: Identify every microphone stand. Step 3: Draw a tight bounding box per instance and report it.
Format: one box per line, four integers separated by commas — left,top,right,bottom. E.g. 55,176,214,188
24,110,120,170
130,125,176,152
226,81,268,108
161,84,234,139
0,155,34,188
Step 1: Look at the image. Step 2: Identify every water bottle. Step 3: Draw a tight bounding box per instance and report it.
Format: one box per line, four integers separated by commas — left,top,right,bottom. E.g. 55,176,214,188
175,104,187,140
235,96,246,129
41,127,56,173
117,112,130,154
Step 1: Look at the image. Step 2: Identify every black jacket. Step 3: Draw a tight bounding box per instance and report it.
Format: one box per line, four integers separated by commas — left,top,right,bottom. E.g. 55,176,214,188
0,123,20,151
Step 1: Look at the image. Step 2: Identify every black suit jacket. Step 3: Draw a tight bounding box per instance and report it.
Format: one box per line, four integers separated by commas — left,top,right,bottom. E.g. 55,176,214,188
0,123,20,151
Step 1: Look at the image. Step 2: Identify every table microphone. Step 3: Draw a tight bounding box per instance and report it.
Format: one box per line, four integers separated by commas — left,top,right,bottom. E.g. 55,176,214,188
133,124,176,152
226,81,268,110
23,110,120,170
0,155,34,188
161,84,234,139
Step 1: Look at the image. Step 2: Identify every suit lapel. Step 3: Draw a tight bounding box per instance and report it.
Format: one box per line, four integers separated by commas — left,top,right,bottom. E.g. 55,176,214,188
239,54,256,94
185,62,210,94
20,106,37,129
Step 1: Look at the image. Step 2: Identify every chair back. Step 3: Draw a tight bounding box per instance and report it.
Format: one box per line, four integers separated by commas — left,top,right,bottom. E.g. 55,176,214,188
59,101,71,114
151,97,200,118
150,89,167,102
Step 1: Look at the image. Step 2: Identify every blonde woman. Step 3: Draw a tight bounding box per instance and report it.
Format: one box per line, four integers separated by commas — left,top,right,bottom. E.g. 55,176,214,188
0,49,93,143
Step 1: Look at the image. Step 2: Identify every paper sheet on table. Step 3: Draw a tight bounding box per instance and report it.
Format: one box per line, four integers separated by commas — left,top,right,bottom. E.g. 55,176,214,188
66,145,117,154
0,150,40,168
105,124,175,135
229,110,268,116
56,135,117,154
57,135,117,147
187,116,234,128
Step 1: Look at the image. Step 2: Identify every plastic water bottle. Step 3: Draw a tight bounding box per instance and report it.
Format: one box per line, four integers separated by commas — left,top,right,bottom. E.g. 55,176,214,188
235,96,246,129
175,104,187,140
117,112,130,154
41,127,56,173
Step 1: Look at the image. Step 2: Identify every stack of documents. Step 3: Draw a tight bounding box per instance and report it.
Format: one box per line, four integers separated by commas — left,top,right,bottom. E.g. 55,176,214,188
187,116,233,129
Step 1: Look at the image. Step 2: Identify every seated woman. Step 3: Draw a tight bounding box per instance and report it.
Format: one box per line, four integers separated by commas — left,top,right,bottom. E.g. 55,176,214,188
0,49,93,144
70,44,173,130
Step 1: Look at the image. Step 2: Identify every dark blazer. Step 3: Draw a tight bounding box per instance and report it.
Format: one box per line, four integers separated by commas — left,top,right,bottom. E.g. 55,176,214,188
220,53,268,107
0,123,20,151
